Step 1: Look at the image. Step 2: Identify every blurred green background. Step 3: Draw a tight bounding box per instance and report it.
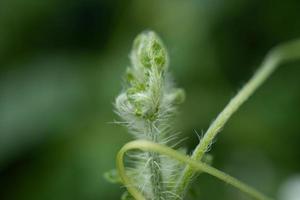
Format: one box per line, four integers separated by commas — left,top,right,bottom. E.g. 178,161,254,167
1,0,300,199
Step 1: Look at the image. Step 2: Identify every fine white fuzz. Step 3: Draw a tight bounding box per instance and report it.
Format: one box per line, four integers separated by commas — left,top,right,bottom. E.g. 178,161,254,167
115,31,185,200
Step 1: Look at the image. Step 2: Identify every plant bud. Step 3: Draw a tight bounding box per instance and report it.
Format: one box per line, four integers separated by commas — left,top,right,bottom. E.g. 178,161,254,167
131,31,168,72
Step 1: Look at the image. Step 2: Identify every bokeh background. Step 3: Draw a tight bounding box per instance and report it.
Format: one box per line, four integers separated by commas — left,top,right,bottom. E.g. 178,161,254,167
1,0,300,200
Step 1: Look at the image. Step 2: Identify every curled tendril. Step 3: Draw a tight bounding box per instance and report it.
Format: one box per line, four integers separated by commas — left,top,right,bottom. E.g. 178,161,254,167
117,140,273,200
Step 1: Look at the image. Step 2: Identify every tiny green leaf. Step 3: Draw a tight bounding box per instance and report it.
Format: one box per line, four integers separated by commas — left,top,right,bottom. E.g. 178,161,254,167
103,169,121,184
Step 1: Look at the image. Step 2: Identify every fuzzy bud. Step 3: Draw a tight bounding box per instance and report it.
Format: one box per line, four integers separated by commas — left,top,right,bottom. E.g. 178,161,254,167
115,30,184,125
131,31,168,72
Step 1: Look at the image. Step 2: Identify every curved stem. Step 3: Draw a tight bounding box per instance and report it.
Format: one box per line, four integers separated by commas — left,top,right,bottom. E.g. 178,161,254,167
175,39,300,197
117,140,273,200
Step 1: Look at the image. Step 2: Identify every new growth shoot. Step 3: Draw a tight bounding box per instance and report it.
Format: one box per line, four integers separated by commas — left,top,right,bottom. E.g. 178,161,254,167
111,30,300,200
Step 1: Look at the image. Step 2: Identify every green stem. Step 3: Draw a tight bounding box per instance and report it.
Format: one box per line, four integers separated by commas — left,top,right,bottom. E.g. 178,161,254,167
116,140,273,200
175,39,300,197
146,122,165,200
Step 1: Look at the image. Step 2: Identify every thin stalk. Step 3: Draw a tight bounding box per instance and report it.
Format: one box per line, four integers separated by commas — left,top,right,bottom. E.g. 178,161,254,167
175,39,300,197
146,122,165,200
116,140,273,200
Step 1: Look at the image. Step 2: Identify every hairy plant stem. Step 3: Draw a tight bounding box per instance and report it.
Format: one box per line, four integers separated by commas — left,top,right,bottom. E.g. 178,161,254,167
117,140,273,200
175,39,300,198
146,122,165,200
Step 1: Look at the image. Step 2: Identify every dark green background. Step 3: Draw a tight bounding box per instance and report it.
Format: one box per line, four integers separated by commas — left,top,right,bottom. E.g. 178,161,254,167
1,0,300,199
